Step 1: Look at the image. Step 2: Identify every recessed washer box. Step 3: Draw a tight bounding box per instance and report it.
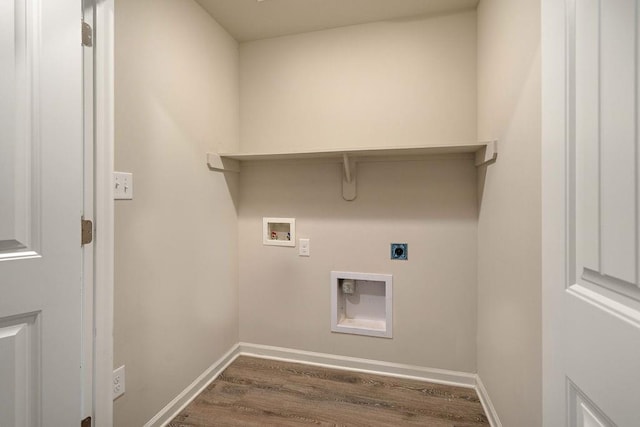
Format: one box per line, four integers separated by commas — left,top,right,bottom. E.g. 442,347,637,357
331,271,393,338
263,218,295,247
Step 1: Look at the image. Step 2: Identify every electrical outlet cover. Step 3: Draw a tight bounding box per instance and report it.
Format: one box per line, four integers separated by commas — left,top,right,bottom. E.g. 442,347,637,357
391,243,408,260
113,365,125,400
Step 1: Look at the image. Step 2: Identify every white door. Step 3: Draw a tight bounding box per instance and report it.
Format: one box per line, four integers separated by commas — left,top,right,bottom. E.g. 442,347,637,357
543,0,640,426
0,0,85,426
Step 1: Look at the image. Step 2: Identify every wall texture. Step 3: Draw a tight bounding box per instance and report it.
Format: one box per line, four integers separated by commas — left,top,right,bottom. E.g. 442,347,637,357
476,0,542,425
238,157,478,372
239,10,477,153
114,1,239,425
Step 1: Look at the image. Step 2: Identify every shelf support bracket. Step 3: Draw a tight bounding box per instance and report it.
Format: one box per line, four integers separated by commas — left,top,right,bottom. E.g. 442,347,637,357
342,153,357,201
207,153,240,173
475,140,498,167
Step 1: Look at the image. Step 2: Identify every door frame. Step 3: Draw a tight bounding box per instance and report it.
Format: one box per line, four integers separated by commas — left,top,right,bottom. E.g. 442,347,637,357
82,0,95,420
541,0,569,424
92,0,115,425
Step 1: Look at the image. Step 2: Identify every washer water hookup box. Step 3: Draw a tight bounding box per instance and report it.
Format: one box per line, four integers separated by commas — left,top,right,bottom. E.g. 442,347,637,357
263,218,295,247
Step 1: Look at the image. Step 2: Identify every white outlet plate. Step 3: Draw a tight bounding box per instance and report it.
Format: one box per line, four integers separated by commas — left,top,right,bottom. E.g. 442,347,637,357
113,365,125,400
113,172,133,200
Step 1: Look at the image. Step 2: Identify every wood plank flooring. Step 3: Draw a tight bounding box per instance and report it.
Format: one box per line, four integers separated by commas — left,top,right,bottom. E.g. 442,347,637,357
168,356,489,426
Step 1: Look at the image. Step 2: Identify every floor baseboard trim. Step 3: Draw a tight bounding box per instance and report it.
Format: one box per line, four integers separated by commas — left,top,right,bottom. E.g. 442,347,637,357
238,342,477,389
475,374,502,427
144,343,241,427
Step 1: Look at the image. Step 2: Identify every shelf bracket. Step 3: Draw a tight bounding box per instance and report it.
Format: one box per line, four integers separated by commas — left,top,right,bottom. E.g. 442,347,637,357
207,153,240,173
342,153,357,201
475,140,498,167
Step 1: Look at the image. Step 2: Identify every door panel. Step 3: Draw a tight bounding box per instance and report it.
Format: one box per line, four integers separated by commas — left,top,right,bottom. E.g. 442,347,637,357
568,380,616,427
0,0,84,425
0,0,40,258
575,0,640,300
0,313,39,427
565,289,640,425
551,0,640,425
598,0,637,284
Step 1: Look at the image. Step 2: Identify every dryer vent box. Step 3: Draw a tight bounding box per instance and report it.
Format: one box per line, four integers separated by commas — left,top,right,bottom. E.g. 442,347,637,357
331,271,392,338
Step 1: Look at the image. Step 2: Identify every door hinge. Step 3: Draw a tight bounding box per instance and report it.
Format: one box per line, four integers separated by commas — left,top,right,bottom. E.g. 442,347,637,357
82,21,93,47
81,218,93,246
81,417,92,427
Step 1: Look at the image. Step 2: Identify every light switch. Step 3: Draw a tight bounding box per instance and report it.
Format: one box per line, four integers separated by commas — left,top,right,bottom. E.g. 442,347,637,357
114,172,133,200
299,238,310,257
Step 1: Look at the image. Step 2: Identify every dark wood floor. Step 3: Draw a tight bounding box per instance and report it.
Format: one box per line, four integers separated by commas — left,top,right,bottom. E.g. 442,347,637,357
169,356,489,426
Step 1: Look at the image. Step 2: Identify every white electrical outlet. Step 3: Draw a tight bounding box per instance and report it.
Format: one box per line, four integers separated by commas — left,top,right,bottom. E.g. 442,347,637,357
113,172,133,200
113,365,125,400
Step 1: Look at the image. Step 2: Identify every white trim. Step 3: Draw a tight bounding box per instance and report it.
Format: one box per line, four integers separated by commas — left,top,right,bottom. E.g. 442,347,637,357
0,251,39,261
475,375,502,427
144,344,242,427
568,283,640,328
93,1,115,426
237,342,477,388
542,0,570,425
81,0,96,420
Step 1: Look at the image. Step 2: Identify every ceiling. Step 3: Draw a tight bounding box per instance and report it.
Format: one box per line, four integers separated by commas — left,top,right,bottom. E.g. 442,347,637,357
195,0,479,42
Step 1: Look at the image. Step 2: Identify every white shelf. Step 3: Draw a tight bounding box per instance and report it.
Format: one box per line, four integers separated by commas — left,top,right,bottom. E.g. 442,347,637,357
207,141,497,201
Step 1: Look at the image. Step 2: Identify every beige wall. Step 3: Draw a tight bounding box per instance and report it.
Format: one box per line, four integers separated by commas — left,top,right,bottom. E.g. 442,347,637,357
476,0,542,425
114,1,239,425
237,11,479,372
239,10,477,153
112,2,543,423
238,157,478,372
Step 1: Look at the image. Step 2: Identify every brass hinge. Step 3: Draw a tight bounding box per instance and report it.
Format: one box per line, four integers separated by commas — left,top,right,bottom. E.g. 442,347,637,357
81,218,93,246
82,21,93,47
81,416,92,427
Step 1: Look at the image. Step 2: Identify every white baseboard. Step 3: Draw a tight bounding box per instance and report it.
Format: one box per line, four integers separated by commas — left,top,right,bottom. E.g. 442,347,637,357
475,374,502,427
144,343,241,427
237,342,477,388
145,341,501,427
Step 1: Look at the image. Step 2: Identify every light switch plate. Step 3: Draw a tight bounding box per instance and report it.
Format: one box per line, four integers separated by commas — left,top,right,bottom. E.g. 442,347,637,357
299,238,310,256
114,172,133,200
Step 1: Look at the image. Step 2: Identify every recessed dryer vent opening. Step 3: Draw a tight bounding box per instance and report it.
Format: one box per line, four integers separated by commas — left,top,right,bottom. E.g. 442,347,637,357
331,271,392,338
